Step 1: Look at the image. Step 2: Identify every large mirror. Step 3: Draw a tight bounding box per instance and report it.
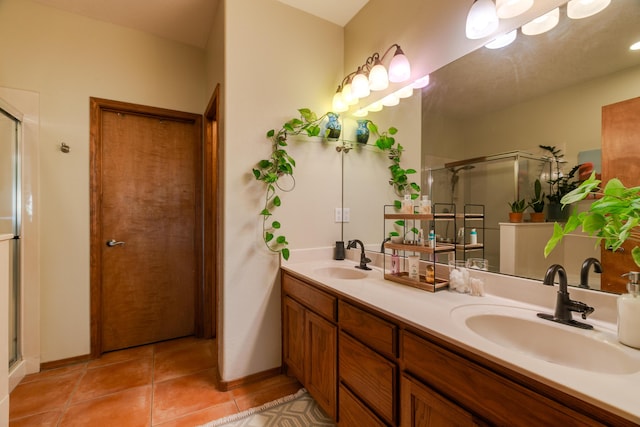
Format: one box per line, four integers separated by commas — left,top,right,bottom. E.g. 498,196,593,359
344,0,640,293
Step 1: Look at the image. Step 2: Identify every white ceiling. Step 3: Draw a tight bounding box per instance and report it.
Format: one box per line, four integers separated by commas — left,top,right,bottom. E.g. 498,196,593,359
32,0,368,48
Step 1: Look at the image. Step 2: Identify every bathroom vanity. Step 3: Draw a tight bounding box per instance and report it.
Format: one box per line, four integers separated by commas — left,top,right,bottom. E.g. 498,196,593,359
281,254,640,426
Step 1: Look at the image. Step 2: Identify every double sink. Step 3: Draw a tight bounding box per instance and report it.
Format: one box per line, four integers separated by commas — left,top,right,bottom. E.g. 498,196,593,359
314,265,640,375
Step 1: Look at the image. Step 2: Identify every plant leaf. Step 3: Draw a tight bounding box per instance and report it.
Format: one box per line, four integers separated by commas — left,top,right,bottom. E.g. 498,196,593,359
273,196,281,207
260,209,271,217
272,221,281,229
265,232,274,242
282,248,290,260
632,247,640,268
276,235,287,244
266,129,275,138
544,222,565,258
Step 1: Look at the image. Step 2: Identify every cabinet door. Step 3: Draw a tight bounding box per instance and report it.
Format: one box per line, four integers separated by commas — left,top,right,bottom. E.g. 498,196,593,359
401,374,481,427
283,296,305,381
306,310,337,420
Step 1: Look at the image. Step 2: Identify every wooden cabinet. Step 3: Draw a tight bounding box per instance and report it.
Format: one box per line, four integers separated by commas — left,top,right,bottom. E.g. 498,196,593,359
281,270,635,427
282,273,337,419
401,330,607,427
401,374,481,427
339,332,397,425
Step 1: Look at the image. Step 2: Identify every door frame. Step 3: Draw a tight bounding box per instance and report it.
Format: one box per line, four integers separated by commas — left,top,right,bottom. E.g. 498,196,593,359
203,85,221,339
89,97,207,358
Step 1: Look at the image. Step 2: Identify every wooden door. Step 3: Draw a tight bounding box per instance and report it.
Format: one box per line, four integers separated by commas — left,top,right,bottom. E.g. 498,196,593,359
601,96,640,293
90,98,202,353
305,310,337,420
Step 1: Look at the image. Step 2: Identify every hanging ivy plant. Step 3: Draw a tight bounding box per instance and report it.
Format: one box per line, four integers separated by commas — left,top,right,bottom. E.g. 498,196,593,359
252,108,326,260
252,110,420,260
367,122,421,207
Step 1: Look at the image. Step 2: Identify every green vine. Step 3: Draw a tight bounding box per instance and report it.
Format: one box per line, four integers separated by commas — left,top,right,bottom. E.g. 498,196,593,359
252,109,420,259
252,108,326,260
367,122,421,238
544,172,640,266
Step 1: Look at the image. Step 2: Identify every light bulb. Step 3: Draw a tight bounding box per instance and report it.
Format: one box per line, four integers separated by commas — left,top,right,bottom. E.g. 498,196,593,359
465,0,499,40
368,60,389,91
341,82,358,106
388,47,411,82
567,0,611,19
351,70,371,98
522,8,559,35
332,91,348,113
496,0,533,19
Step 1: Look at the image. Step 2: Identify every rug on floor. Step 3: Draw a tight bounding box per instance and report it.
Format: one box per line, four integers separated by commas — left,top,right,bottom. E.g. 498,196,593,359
200,388,336,427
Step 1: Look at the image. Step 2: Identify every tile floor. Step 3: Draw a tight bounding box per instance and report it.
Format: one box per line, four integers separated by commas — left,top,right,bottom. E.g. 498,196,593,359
9,337,302,426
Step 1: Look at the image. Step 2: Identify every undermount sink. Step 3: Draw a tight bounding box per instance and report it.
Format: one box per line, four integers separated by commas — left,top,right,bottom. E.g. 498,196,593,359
313,266,368,280
451,305,640,375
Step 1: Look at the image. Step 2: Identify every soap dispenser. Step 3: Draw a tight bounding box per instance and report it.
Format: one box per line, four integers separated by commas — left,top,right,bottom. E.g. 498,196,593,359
618,271,640,349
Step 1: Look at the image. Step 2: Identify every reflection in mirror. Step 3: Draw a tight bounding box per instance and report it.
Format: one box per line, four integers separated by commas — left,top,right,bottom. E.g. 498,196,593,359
420,0,640,292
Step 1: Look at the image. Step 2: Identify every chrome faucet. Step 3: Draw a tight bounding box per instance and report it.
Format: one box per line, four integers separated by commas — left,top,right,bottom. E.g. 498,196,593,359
579,257,602,289
347,239,372,270
538,264,594,329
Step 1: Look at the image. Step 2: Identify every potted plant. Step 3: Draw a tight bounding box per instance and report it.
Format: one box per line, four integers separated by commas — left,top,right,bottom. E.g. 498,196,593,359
528,179,546,222
539,145,582,222
545,172,640,267
508,198,527,223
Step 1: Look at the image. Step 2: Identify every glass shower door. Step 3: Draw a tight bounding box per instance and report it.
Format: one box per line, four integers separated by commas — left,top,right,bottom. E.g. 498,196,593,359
0,106,21,368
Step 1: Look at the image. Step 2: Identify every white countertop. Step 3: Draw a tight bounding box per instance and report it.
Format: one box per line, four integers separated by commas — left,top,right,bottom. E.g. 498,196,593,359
282,251,640,424
0,234,13,242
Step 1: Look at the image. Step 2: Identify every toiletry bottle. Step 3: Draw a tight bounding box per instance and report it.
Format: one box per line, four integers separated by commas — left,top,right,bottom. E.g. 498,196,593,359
402,194,413,214
417,229,424,246
391,250,400,274
428,229,436,248
470,228,478,245
618,271,640,349
420,195,431,214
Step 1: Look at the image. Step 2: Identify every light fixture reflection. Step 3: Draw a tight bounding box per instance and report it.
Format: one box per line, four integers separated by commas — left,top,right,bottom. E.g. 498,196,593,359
567,0,611,19
496,0,533,19
352,109,368,118
631,41,640,51
412,75,430,89
485,30,517,49
522,8,560,35
465,0,499,39
367,102,383,112
395,85,414,99
381,94,400,107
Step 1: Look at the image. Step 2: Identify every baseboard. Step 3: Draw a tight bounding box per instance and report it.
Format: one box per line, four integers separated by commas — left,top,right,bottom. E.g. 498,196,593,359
216,366,284,391
40,353,93,371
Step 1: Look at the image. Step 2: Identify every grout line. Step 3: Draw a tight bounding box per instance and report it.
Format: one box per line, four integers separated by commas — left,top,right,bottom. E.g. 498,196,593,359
56,361,89,426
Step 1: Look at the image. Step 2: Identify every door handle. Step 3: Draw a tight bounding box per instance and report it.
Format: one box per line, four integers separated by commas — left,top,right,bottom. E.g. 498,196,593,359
106,239,125,247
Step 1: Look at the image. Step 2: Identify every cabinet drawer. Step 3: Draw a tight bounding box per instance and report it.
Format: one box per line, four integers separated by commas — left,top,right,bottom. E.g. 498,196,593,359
339,384,386,427
283,273,336,321
402,331,604,427
339,300,397,358
339,332,397,425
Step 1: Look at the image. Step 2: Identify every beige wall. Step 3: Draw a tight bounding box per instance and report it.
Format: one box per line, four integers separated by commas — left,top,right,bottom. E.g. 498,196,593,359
0,0,207,363
213,0,343,381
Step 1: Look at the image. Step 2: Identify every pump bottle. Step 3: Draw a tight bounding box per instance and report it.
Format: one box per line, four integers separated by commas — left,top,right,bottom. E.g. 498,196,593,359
618,271,640,349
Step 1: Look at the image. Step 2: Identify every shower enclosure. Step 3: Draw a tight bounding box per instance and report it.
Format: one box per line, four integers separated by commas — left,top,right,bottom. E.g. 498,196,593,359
425,151,551,273
0,102,21,368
